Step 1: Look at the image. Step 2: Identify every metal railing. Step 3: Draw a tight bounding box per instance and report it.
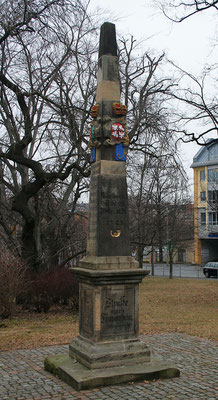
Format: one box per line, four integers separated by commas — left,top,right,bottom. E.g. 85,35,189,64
143,263,205,279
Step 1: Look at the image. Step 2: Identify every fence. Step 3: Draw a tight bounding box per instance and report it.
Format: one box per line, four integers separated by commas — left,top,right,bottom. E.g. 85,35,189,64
143,263,205,279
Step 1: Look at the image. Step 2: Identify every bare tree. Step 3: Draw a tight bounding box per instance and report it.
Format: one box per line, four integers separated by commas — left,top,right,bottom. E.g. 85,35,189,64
153,0,218,145
128,151,157,268
115,36,192,269
0,0,97,269
0,2,188,271
156,0,218,23
168,65,218,145
118,36,174,150
128,124,190,269
167,200,194,279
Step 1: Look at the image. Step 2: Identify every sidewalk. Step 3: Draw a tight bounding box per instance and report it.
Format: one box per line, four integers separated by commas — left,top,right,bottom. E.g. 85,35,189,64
0,333,217,399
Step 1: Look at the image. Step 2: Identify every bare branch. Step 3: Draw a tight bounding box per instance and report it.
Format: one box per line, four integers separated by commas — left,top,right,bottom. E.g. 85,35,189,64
158,0,218,23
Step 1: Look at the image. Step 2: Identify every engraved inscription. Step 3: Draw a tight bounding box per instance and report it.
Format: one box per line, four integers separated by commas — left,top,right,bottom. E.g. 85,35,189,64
99,178,128,229
101,287,135,337
87,172,130,256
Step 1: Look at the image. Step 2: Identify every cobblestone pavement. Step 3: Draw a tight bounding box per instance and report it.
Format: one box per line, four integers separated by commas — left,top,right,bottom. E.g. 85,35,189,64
0,333,217,400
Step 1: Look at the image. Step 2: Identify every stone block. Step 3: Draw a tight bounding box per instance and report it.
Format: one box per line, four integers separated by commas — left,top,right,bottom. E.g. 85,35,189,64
86,162,131,257
70,269,148,343
78,256,139,270
44,354,180,391
69,337,150,369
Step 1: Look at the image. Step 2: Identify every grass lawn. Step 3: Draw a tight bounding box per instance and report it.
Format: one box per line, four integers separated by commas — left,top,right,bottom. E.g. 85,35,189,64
0,277,217,351
139,277,218,340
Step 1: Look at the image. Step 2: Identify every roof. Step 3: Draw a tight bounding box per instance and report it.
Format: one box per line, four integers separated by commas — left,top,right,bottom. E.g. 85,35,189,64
191,139,218,168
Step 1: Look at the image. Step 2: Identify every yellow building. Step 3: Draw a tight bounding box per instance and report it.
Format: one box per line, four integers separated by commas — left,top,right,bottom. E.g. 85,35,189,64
191,139,218,265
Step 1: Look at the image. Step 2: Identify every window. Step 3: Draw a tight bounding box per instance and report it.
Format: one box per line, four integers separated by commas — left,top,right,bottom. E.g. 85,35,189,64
200,170,205,181
200,191,206,201
178,249,186,262
209,212,218,225
200,213,206,225
208,190,218,203
208,144,218,161
208,169,218,182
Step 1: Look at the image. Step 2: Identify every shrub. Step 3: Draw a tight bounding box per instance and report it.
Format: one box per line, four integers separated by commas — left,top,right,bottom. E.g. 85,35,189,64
0,250,28,318
48,267,79,308
25,267,79,313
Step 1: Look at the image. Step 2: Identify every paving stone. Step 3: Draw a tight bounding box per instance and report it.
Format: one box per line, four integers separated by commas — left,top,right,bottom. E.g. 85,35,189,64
0,333,218,399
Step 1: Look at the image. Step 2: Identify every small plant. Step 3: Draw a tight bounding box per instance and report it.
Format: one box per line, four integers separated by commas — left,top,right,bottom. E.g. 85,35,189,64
0,250,27,318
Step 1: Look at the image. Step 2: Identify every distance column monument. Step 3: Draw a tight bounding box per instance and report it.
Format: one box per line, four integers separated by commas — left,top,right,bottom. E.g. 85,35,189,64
45,22,180,390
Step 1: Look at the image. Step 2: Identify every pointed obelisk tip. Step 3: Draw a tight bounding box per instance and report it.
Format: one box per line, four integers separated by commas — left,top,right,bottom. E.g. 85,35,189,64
99,22,117,58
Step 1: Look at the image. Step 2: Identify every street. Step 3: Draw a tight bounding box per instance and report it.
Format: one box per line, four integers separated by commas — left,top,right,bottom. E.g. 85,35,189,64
143,263,212,279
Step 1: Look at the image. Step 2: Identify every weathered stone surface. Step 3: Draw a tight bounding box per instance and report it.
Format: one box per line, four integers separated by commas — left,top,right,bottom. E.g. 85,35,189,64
97,56,120,82
66,268,151,374
98,174,130,256
99,160,126,175
71,267,149,284
44,353,180,391
100,285,136,338
69,337,150,369
96,81,120,102
86,160,130,257
98,22,117,58
78,255,139,270
70,269,148,344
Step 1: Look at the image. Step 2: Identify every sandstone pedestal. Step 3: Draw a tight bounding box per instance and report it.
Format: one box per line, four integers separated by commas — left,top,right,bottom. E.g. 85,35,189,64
45,264,180,390
69,267,150,369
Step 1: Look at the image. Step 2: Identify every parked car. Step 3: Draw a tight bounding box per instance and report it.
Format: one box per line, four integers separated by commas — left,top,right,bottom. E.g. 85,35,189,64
203,262,218,278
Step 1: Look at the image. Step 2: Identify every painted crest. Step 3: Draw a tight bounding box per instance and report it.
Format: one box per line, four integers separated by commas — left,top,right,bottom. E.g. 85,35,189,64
116,143,127,161
89,119,101,150
112,102,127,116
90,104,99,118
111,123,125,141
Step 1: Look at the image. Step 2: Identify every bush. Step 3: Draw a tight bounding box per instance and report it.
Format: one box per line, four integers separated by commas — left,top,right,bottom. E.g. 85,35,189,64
25,267,79,313
0,250,28,318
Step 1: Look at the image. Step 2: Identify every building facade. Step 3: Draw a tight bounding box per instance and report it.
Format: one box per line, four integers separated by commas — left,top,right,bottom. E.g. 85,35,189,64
191,139,218,264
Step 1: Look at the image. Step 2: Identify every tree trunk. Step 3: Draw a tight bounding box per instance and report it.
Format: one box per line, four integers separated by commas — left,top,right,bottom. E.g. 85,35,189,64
22,219,43,270
151,244,154,275
169,249,173,279
138,244,144,268
157,203,163,262
159,244,163,262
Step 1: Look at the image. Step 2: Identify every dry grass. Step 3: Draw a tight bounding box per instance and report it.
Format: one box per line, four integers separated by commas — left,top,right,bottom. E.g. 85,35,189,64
0,277,217,351
139,277,218,340
0,309,79,351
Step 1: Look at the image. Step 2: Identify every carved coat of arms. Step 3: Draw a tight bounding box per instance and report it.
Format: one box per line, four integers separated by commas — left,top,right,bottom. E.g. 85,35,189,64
89,102,129,162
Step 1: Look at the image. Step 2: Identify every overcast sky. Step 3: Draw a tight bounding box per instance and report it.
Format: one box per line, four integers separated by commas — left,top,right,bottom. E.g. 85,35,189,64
88,0,217,186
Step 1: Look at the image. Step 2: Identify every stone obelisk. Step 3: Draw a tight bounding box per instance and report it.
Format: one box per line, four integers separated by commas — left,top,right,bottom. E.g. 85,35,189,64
45,22,180,390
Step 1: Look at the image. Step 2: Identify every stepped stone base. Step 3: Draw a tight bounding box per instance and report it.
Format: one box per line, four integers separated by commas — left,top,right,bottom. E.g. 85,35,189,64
69,336,150,369
44,266,180,390
44,354,180,391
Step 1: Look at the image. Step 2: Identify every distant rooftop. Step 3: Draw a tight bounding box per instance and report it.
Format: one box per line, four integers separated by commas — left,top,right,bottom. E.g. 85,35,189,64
191,139,218,168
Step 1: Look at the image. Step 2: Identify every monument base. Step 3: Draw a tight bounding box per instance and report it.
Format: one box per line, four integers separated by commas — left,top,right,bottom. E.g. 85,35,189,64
44,353,180,391
44,267,180,390
69,336,150,369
